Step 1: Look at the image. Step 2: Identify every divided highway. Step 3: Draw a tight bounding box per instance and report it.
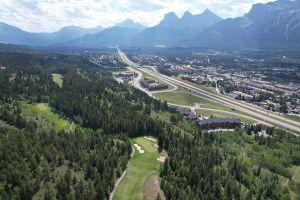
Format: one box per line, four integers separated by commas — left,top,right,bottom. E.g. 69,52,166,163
117,49,300,135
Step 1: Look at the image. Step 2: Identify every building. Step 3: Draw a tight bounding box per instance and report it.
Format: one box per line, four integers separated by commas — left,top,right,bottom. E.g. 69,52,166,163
141,79,168,91
198,118,241,130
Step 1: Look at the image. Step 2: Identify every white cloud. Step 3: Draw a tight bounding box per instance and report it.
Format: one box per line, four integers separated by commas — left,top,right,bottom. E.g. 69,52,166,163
0,0,275,32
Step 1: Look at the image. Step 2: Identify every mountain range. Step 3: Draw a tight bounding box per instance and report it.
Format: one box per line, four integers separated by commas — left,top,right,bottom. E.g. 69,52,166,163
0,0,300,50
0,23,103,46
195,0,300,49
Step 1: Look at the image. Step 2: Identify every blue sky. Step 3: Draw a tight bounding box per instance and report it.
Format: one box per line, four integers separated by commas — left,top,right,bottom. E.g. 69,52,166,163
0,0,274,32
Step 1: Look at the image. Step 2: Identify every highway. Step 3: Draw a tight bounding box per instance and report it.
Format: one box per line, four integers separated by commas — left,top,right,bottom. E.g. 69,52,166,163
117,48,300,135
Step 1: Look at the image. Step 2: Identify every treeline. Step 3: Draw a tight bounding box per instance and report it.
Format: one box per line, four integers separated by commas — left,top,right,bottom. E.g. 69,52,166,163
158,127,293,199
0,51,98,73
50,70,169,136
0,52,132,199
0,118,131,199
0,66,57,101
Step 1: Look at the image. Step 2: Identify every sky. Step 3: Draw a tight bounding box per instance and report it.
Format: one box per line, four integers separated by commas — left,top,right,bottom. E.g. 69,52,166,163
0,0,275,33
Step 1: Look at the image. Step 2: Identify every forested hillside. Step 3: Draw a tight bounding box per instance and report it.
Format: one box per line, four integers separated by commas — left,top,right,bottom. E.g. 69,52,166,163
0,51,300,199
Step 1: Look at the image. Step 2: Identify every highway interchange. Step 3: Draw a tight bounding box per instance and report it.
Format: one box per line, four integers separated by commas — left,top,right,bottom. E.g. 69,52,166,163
117,48,300,135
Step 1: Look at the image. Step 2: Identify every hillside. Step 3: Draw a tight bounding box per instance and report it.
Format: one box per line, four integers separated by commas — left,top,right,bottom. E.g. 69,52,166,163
0,49,299,199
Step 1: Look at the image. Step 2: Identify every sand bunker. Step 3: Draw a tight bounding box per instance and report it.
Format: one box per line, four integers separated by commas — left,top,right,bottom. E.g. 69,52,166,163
153,144,159,148
134,144,144,154
157,156,166,163
144,136,157,142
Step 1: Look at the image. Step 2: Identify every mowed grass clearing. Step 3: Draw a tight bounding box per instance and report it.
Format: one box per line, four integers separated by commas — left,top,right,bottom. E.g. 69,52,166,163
285,114,300,123
113,137,164,200
22,103,72,132
52,73,63,88
291,166,300,183
153,91,231,111
173,75,217,94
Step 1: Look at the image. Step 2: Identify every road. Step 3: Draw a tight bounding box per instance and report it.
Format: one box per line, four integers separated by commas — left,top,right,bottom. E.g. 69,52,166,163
117,48,300,135
127,67,150,95
123,55,178,96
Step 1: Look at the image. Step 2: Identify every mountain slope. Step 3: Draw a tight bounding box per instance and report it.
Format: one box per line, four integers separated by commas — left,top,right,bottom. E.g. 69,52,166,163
0,22,45,45
115,19,146,29
129,9,222,46
40,26,103,45
0,22,103,46
195,0,300,48
61,26,143,47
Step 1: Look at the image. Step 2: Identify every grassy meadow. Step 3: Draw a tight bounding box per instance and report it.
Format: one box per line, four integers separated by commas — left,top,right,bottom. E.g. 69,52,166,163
21,102,72,132
52,73,63,88
153,91,231,111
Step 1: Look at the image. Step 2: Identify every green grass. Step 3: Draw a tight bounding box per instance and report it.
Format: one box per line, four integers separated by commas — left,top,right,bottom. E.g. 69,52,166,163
291,166,300,183
153,91,231,111
113,137,163,200
196,109,256,124
22,103,72,132
285,114,300,123
173,75,217,94
52,73,63,88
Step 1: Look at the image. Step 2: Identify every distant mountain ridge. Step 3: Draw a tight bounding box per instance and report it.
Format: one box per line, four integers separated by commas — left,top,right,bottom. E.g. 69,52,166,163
115,19,147,29
0,23,103,46
1,0,300,50
60,26,142,47
129,9,223,46
41,26,103,44
194,0,300,48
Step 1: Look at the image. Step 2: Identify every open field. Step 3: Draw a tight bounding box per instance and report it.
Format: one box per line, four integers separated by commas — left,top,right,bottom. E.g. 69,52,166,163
291,166,300,183
173,75,217,94
113,137,164,200
52,73,63,88
22,103,72,132
196,109,256,124
153,91,233,111
285,115,300,123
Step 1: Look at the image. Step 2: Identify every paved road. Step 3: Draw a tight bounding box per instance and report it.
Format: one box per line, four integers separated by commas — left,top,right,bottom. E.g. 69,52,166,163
127,67,150,95
122,53,178,95
118,49,300,135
